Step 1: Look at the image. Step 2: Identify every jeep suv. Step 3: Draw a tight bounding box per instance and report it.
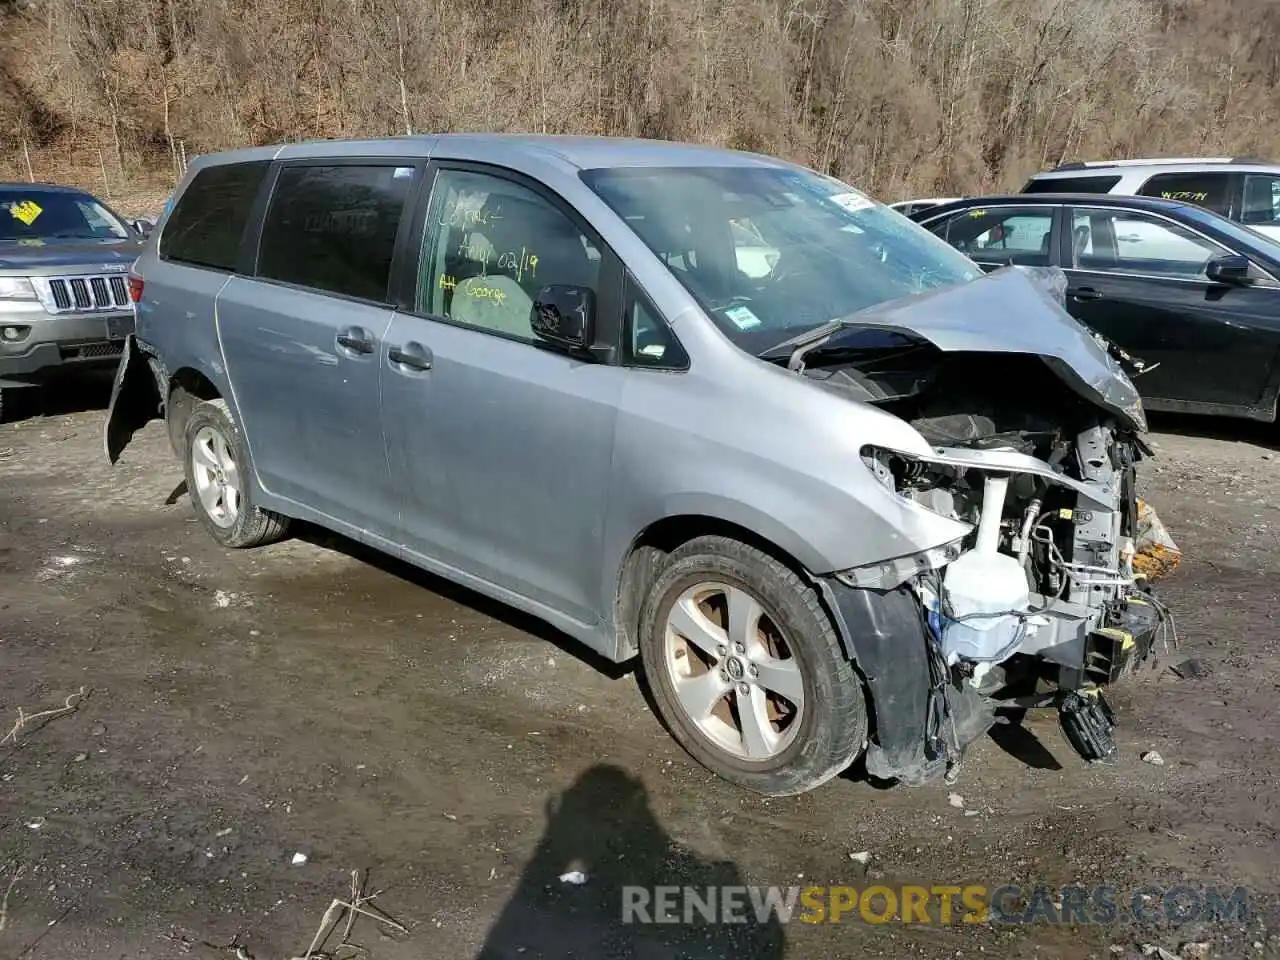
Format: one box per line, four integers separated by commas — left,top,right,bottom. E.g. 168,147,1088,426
105,135,1164,796
1021,158,1280,242
0,183,149,417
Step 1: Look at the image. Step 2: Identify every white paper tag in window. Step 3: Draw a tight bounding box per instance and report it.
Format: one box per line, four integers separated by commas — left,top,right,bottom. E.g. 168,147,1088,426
829,191,875,214
724,305,763,330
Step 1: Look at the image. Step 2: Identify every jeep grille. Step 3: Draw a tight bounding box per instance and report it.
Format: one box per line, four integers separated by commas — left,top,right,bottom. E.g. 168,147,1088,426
35,275,131,314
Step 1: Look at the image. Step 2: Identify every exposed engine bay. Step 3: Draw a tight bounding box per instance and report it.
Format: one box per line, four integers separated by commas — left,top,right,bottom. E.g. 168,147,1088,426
804,341,1170,782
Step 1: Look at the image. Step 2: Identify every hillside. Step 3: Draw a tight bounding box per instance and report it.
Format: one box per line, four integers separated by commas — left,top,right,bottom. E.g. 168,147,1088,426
2,0,1278,208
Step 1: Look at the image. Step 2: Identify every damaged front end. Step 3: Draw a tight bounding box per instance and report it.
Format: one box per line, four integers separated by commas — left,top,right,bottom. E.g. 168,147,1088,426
806,267,1171,784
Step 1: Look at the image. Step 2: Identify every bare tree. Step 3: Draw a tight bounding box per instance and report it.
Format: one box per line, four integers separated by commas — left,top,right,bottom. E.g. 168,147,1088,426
4,0,1280,198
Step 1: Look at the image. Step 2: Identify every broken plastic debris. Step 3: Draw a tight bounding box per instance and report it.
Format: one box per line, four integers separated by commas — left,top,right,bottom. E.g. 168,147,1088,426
1133,499,1182,581
26,817,45,830
216,827,233,837
848,851,871,865
291,852,308,866
1141,750,1165,766
947,793,964,809
558,870,588,885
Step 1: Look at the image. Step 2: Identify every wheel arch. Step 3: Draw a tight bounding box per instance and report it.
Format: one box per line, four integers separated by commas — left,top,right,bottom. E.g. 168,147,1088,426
611,508,829,663
166,366,223,457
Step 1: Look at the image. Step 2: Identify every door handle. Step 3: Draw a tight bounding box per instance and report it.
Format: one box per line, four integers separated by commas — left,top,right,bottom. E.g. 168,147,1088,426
336,327,375,355
1067,287,1103,302
389,342,432,371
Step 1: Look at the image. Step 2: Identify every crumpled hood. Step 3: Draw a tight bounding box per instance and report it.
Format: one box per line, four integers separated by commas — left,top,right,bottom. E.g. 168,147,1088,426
834,265,1147,431
0,238,142,271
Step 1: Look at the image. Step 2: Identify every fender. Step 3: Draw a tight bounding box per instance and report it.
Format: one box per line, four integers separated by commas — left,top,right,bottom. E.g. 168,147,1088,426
103,334,165,463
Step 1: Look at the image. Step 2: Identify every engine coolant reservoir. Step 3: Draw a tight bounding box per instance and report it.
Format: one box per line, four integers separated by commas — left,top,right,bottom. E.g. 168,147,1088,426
936,475,1031,664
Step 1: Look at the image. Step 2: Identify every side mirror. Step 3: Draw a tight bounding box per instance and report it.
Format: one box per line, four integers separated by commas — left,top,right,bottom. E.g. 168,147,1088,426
131,218,155,238
531,284,595,352
1206,253,1252,285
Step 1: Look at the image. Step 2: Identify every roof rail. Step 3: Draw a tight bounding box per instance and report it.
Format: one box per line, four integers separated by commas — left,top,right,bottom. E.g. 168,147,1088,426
1050,156,1270,171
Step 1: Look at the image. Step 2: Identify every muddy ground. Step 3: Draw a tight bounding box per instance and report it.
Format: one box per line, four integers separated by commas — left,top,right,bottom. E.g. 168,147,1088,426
0,374,1277,960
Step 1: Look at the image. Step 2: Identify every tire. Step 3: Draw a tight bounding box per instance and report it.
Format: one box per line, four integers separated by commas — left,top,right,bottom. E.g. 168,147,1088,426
638,535,867,796
182,398,290,549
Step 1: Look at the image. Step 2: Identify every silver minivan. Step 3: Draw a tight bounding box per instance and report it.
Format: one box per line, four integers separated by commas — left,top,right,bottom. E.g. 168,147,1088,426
106,135,1165,796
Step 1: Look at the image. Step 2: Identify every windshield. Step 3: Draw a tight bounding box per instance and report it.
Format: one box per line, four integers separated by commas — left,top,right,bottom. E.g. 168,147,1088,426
1177,202,1280,258
0,189,130,242
581,165,982,354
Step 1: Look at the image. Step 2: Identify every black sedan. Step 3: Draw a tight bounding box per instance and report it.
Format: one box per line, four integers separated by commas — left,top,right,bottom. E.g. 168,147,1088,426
909,193,1280,422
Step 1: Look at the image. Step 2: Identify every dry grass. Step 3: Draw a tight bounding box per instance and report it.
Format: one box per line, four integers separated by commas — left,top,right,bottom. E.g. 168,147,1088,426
0,687,88,748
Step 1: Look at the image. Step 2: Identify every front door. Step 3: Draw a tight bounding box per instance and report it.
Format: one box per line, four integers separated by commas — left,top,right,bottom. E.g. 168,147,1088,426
216,161,419,534
381,166,623,623
1062,205,1280,411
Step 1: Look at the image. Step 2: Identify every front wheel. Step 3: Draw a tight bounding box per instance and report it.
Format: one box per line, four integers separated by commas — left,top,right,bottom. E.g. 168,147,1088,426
638,536,867,796
182,399,290,549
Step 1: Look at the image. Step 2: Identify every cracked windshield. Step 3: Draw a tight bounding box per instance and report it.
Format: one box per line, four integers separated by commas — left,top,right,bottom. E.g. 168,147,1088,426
583,166,982,354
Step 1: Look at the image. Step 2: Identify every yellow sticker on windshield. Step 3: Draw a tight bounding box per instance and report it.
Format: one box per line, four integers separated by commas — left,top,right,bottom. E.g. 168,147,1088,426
17,238,44,247
969,209,986,218
9,200,42,225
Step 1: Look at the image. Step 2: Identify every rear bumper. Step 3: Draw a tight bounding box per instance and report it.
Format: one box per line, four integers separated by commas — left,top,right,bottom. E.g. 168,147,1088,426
0,311,134,380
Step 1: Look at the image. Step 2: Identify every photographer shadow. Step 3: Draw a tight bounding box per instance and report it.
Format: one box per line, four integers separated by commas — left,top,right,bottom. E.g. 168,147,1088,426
476,764,785,959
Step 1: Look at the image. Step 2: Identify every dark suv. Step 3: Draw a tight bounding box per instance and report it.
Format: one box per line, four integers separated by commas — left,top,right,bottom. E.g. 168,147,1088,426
0,183,149,417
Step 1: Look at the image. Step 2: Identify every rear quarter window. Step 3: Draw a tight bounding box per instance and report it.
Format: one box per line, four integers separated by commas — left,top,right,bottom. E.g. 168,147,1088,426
1022,175,1122,194
1136,172,1233,216
160,162,270,271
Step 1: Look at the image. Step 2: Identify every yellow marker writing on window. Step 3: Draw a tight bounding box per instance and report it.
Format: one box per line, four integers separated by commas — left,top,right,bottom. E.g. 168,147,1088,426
9,200,42,226
463,284,508,306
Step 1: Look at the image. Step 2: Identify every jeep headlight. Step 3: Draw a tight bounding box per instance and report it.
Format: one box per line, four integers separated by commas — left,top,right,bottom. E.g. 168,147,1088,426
0,277,37,301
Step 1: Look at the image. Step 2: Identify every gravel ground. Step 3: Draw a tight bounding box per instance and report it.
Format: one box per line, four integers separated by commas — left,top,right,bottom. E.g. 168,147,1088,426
0,374,1276,959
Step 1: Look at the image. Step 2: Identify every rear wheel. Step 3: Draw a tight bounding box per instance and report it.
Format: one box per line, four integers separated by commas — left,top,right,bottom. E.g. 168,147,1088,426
638,535,867,796
182,399,289,548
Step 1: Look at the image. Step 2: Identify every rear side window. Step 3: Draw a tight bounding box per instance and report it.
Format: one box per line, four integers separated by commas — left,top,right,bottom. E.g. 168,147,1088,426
925,206,1055,266
160,162,269,270
1137,172,1233,215
1022,175,1122,194
257,164,416,303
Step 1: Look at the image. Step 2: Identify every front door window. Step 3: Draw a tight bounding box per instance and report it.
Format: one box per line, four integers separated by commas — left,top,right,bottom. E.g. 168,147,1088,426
416,169,601,341
1069,208,1229,279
